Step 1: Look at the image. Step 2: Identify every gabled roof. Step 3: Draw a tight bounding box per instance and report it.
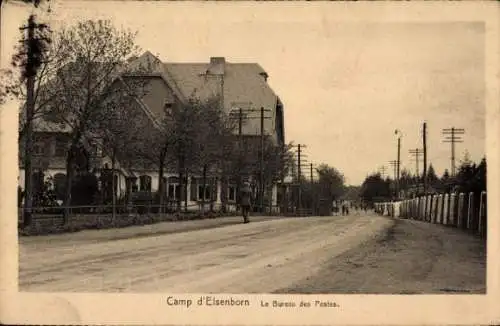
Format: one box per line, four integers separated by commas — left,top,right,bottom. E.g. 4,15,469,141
164,61,278,114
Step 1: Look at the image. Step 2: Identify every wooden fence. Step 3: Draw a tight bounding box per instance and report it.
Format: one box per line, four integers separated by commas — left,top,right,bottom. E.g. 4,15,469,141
374,191,487,238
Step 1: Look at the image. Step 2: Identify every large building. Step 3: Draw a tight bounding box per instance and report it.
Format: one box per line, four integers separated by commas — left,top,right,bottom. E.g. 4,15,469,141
18,51,286,211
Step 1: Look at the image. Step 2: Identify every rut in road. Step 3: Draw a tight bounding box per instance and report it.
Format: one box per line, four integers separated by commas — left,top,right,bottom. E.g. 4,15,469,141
19,215,391,292
20,217,348,279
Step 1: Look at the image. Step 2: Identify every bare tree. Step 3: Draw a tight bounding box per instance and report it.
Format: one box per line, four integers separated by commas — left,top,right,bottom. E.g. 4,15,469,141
91,77,154,223
38,19,145,224
187,97,236,214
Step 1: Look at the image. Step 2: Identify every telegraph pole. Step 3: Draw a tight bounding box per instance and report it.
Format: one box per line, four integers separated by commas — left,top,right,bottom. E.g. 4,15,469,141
409,148,423,177
297,144,302,214
389,160,398,180
378,165,387,179
259,106,271,213
394,129,402,199
20,14,50,229
295,144,307,215
422,122,428,193
230,104,270,213
389,160,398,199
442,127,465,176
397,137,401,180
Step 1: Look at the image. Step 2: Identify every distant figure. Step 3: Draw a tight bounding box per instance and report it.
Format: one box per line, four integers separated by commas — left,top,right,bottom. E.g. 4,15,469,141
341,201,349,216
239,181,253,223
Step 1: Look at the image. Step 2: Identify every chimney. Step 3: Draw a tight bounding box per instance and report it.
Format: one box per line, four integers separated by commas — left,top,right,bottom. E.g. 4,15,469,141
208,57,225,75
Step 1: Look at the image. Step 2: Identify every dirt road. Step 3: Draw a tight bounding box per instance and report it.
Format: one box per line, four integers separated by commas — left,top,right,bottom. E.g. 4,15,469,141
275,218,486,294
19,214,393,293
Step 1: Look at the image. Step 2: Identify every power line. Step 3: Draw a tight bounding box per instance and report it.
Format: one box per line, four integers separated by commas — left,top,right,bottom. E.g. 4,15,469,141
291,144,307,214
408,148,423,178
442,127,465,176
229,105,272,212
422,122,427,193
378,165,387,179
389,160,398,180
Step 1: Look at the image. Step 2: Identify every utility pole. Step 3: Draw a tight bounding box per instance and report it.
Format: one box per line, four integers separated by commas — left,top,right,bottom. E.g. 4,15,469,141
378,165,387,179
422,122,427,193
20,14,50,229
397,136,401,199
259,107,272,213
297,144,302,214
389,160,398,180
409,148,423,177
230,103,270,213
394,129,402,200
389,160,398,199
442,127,465,176
294,144,307,215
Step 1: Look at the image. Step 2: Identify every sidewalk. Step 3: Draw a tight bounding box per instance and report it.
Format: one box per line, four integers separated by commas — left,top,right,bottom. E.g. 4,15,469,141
19,215,282,245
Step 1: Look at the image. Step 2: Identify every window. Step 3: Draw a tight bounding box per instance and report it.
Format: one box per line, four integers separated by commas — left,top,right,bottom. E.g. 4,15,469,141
228,185,236,202
197,185,211,201
160,177,167,194
167,177,180,200
126,177,138,193
55,138,67,157
53,173,66,200
168,184,181,200
33,141,45,156
139,175,152,192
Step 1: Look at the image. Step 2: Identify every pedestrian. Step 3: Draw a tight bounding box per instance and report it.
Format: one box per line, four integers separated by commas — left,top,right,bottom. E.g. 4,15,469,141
239,181,253,223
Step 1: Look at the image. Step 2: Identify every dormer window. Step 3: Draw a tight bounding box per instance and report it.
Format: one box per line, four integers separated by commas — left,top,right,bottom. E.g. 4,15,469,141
164,100,173,110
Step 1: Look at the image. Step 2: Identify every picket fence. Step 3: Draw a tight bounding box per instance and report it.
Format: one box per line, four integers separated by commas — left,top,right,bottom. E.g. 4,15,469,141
374,191,487,238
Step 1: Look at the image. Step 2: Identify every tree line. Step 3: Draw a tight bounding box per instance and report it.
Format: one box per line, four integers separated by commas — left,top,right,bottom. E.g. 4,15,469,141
360,153,487,206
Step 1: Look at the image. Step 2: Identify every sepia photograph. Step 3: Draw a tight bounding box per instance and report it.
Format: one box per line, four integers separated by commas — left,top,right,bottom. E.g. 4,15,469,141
0,0,499,324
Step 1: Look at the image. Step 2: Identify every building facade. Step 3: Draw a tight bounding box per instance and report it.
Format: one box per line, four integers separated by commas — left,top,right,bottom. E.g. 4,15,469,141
18,51,286,211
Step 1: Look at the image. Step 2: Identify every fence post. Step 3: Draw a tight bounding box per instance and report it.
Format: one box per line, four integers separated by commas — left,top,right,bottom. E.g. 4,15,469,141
467,192,474,231
433,195,438,223
419,196,424,220
416,197,420,220
443,193,449,225
478,191,487,237
436,195,442,224
456,193,463,228
414,198,418,220
451,192,456,225
427,195,431,222
430,196,435,223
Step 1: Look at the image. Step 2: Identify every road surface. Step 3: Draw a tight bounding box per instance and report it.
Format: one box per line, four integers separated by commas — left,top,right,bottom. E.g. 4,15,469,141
19,213,393,293
19,212,485,293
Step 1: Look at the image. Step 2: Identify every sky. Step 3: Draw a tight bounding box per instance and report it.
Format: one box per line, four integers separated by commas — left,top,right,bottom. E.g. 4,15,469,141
1,1,487,185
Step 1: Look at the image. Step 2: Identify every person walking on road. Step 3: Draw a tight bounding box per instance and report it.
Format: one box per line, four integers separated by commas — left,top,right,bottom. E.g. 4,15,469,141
239,181,253,223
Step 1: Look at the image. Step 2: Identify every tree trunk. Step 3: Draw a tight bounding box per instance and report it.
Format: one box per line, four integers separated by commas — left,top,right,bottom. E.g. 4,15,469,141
201,164,207,216
210,176,215,213
177,159,183,215
111,150,116,225
184,169,188,213
63,147,75,226
158,153,165,215
22,72,36,229
220,173,227,213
